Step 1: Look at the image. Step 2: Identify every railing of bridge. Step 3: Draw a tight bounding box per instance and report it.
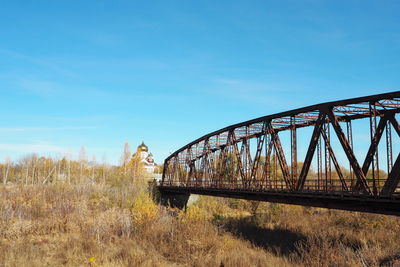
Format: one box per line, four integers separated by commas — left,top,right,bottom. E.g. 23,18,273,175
161,91,400,197
162,179,400,196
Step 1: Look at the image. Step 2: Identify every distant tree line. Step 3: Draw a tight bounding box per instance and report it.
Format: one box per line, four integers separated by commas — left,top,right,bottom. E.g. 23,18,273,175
0,142,162,186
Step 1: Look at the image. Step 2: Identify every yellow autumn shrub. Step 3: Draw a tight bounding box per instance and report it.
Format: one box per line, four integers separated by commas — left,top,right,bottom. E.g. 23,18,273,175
179,205,209,222
131,192,159,225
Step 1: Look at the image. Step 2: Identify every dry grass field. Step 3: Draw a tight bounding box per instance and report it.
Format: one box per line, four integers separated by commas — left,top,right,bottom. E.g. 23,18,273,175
0,182,399,267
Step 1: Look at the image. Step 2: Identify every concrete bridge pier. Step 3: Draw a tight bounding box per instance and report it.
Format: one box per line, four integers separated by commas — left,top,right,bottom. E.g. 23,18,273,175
159,190,190,209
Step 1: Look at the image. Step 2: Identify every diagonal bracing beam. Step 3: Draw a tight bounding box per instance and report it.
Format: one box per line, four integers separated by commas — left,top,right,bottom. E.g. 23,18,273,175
297,112,326,190
250,131,266,184
231,131,246,185
388,115,400,137
361,114,389,175
320,129,349,191
381,154,400,195
216,147,227,185
326,108,372,194
380,114,400,195
199,138,213,185
267,121,293,189
240,139,249,185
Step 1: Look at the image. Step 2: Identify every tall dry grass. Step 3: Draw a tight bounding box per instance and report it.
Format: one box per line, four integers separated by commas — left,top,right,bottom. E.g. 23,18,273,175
0,183,399,266
0,184,289,267
201,197,400,267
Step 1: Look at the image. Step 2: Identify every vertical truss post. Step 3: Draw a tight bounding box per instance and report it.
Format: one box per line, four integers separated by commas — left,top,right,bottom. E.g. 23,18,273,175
188,160,195,186
263,133,273,189
323,122,332,191
186,148,193,185
226,143,235,187
172,157,179,186
273,147,277,188
381,114,400,195
208,150,216,187
220,151,227,187
169,157,174,185
386,120,393,174
161,160,168,185
245,138,253,186
346,120,354,188
317,137,322,191
195,144,202,186
251,124,266,188
215,149,220,186
369,101,380,195
247,128,253,170
200,138,210,187
214,135,220,187
240,139,249,187
290,116,298,185
243,127,249,187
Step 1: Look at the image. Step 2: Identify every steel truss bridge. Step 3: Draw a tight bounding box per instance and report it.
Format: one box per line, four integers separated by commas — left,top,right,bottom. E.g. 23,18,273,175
159,92,400,215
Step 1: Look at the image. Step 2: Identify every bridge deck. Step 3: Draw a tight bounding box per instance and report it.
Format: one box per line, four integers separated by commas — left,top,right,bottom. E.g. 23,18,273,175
159,185,400,216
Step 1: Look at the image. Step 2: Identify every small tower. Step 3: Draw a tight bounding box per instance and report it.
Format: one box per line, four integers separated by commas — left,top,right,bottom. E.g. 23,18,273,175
135,141,156,173
137,141,149,159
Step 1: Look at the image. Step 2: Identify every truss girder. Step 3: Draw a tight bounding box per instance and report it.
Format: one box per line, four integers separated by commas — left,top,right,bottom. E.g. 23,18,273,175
161,91,400,199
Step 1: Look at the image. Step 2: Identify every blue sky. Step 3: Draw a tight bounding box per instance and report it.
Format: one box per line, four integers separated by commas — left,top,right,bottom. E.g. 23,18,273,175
0,0,399,164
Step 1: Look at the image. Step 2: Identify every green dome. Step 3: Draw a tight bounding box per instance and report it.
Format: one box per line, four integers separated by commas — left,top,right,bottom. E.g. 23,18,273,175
137,141,148,152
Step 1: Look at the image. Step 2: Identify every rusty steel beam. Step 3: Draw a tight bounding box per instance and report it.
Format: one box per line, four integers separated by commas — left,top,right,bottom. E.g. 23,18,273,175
386,121,393,173
379,114,400,196
262,135,274,186
297,112,326,190
187,110,400,160
165,91,400,161
250,130,266,183
325,108,372,194
361,114,388,175
232,132,246,184
323,122,332,191
267,121,292,189
320,129,349,191
291,116,298,185
381,154,400,196
388,115,400,136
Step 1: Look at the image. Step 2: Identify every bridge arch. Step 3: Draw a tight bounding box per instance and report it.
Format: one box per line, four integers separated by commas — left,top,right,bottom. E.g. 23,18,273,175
160,91,400,215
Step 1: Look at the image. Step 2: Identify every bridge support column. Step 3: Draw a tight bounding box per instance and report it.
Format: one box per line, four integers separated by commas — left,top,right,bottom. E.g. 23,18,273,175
159,190,190,210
